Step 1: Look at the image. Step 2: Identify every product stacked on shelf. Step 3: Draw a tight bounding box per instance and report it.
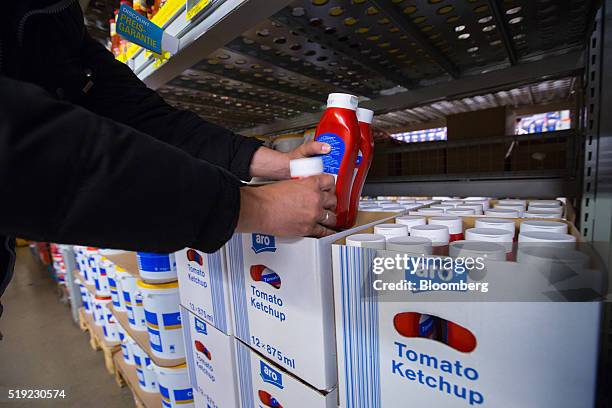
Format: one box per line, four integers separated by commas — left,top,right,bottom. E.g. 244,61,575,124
175,193,598,408
73,247,193,407
49,244,67,286
332,205,599,407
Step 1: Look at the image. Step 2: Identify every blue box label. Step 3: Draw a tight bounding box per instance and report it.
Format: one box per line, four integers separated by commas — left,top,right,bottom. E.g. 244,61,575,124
260,360,284,389
251,234,276,254
194,316,208,335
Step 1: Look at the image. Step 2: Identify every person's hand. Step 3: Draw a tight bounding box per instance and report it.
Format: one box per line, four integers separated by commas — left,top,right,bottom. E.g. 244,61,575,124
237,174,337,237
286,141,331,161
249,142,330,180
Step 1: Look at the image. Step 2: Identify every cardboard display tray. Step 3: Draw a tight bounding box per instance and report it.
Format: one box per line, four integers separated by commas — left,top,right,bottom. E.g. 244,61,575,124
113,352,161,408
109,305,185,368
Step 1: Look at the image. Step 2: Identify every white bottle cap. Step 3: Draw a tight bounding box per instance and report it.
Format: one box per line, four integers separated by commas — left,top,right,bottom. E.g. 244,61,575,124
459,204,484,214
466,227,514,242
417,208,445,215
386,236,433,255
430,204,452,210
410,224,450,246
520,220,568,234
527,205,564,214
495,203,526,212
428,216,463,234
447,207,476,216
327,93,358,110
444,200,464,207
498,199,527,207
346,233,386,249
289,157,324,178
523,210,562,219
395,216,427,232
374,224,409,240
360,207,383,212
449,241,507,261
485,208,519,218
529,200,562,207
356,108,374,124
518,231,576,244
378,206,405,212
475,218,516,234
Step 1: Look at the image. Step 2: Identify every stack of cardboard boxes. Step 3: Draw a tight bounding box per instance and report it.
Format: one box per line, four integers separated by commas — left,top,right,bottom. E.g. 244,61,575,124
177,214,393,407
176,202,600,407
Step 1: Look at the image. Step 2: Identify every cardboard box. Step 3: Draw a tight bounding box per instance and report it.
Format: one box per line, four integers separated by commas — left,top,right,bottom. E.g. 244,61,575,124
234,340,337,408
446,145,507,174
226,212,394,391
331,225,600,407
447,107,513,141
176,247,233,335
181,307,240,408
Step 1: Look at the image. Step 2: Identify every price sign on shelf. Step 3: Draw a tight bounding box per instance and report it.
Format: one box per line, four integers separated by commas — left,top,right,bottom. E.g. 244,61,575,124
116,4,179,57
186,0,212,20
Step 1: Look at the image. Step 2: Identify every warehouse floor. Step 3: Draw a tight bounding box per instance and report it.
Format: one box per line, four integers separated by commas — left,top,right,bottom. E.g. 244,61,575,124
0,248,133,407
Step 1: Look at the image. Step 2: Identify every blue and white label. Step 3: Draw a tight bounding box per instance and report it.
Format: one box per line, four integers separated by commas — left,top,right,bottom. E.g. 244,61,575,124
251,234,276,254
116,5,163,54
260,360,284,389
316,132,346,175
195,317,208,335
137,252,173,272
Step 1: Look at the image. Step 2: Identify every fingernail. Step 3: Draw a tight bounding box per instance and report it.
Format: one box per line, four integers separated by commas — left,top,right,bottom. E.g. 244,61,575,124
322,143,331,153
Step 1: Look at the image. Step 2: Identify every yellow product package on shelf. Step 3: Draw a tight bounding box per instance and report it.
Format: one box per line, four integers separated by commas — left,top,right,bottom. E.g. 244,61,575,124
186,0,211,20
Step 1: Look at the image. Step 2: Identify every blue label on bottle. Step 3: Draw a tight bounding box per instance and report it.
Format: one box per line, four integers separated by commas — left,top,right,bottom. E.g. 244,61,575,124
137,252,172,272
316,132,346,175
174,388,194,404
162,312,182,330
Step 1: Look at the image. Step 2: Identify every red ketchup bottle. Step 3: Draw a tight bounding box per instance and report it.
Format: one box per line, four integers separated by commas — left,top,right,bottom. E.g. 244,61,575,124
314,93,360,229
346,108,374,227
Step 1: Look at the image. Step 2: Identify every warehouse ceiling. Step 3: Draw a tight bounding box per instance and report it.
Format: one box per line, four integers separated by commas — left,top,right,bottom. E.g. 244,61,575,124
373,76,578,132
84,0,594,133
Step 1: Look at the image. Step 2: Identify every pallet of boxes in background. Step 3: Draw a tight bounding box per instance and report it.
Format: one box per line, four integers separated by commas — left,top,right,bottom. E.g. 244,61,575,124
72,246,195,407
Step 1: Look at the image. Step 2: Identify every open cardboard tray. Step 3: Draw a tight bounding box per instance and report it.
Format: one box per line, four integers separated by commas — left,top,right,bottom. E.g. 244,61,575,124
108,304,185,368
104,252,178,285
336,213,586,256
113,352,162,408
83,306,120,348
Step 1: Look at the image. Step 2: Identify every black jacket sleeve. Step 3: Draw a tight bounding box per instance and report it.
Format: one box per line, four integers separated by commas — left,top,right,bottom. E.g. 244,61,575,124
79,34,262,181
0,74,240,253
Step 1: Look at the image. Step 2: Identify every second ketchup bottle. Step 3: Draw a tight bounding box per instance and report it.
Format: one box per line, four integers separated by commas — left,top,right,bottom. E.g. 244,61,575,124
346,107,375,228
314,93,360,229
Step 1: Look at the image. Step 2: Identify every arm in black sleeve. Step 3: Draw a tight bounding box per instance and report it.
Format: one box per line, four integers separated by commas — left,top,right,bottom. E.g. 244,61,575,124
79,34,262,181
0,74,240,253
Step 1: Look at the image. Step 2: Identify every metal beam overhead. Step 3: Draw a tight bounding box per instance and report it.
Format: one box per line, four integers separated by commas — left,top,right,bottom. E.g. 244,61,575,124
487,0,519,65
368,0,460,79
272,9,416,91
240,50,583,136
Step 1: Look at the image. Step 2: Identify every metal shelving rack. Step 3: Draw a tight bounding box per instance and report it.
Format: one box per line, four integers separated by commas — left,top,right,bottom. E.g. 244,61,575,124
104,0,611,371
